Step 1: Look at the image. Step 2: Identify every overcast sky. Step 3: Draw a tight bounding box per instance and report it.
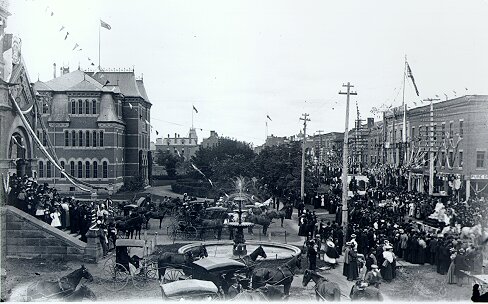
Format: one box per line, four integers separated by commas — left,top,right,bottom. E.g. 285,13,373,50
8,0,488,146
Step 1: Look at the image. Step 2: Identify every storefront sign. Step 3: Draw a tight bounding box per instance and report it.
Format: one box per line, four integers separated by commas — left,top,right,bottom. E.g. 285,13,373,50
471,174,488,180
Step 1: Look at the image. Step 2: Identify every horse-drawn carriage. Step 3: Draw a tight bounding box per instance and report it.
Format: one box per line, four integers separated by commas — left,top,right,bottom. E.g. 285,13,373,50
160,279,221,300
100,239,158,291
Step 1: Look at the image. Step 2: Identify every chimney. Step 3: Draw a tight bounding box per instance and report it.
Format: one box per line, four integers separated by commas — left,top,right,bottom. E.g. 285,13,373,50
174,133,177,138
53,63,57,78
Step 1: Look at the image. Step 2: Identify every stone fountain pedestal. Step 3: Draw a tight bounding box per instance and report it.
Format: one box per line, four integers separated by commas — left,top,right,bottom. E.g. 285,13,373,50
228,221,254,256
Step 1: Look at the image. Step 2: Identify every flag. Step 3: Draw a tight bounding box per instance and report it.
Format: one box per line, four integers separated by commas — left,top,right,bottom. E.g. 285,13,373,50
193,105,198,113
156,130,159,135
64,32,69,40
100,19,111,30
102,80,110,87
59,26,65,32
266,115,272,121
406,62,420,96
72,43,79,50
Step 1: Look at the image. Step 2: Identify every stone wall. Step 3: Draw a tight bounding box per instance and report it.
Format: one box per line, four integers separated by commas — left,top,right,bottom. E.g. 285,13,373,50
3,206,87,260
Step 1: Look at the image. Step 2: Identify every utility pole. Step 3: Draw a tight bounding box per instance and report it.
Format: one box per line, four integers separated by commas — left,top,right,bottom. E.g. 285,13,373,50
424,98,440,195
316,130,324,186
300,113,310,202
339,82,357,243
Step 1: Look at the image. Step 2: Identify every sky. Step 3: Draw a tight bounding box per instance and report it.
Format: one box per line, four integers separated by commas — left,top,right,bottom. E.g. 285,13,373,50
7,0,488,146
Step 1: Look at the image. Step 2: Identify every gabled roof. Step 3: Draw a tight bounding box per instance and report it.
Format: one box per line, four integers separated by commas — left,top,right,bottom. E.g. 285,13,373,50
89,71,145,100
33,80,52,91
67,79,104,92
35,69,113,93
136,79,150,103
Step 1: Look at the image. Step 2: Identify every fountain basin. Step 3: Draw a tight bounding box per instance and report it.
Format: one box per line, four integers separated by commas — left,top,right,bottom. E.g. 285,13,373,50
179,240,302,260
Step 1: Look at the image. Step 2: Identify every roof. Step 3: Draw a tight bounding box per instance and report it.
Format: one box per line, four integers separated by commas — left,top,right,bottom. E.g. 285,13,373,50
192,257,245,271
89,71,147,100
115,239,145,247
160,279,218,297
136,79,150,102
35,70,112,93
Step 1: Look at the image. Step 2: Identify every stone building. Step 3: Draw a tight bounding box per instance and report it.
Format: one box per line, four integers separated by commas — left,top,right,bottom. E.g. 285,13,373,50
155,128,199,160
32,67,152,194
201,130,220,149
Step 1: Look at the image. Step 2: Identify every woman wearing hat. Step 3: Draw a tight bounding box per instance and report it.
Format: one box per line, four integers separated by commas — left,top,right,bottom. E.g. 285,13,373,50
447,248,457,284
381,245,396,282
343,242,352,278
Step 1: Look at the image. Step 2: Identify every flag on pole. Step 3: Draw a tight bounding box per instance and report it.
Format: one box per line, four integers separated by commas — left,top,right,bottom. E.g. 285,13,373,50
102,80,110,87
193,105,198,113
100,20,111,30
59,26,65,32
72,43,79,50
64,32,69,40
406,62,420,96
266,115,272,121
156,130,159,135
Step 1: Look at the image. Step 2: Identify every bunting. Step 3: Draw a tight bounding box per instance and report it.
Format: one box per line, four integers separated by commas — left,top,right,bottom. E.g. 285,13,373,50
406,62,420,96
266,115,272,121
193,105,198,113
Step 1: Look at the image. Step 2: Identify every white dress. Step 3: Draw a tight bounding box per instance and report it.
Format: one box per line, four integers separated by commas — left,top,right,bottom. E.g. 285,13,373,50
50,211,61,227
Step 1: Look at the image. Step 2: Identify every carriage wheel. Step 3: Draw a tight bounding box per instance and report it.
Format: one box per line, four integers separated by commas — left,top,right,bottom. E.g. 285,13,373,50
132,269,155,291
145,262,159,280
185,226,198,240
163,268,185,283
102,263,129,291
168,224,178,241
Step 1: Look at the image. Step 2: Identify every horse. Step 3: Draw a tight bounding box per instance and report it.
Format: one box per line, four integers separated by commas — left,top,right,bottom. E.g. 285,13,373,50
64,285,97,302
302,270,341,301
247,214,271,235
157,251,195,280
198,219,225,240
240,245,267,266
25,265,93,301
251,255,302,296
146,209,167,229
187,244,208,259
267,206,288,227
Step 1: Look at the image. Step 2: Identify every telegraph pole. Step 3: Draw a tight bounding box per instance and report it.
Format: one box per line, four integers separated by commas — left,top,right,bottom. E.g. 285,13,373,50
300,113,310,202
424,98,440,195
339,83,357,242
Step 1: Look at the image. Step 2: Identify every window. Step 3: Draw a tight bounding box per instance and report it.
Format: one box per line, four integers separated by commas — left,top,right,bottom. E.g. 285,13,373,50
42,131,47,146
92,131,97,147
85,161,90,178
99,131,104,147
411,127,415,140
459,120,464,137
60,161,65,170
449,121,453,138
441,123,445,141
78,130,83,147
449,151,454,166
85,131,90,147
93,161,98,178
70,161,75,176
477,151,485,168
78,161,83,178
92,100,97,114
85,99,90,114
102,161,108,178
42,103,48,114
71,130,76,146
116,132,118,147
459,151,463,167
441,151,445,167
78,99,83,114
65,131,69,146
433,125,437,142
39,161,44,178
71,100,76,114
46,161,51,178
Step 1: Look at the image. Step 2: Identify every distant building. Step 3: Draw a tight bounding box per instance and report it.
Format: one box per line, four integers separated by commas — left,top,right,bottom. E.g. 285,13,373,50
201,130,219,149
155,128,199,160
33,67,152,193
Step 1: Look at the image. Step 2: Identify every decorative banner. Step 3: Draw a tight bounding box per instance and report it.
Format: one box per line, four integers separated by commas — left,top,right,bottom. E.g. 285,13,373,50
11,36,21,65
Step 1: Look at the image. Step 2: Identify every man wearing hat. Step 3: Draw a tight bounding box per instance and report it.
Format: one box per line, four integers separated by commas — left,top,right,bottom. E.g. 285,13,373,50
349,280,383,301
364,265,382,288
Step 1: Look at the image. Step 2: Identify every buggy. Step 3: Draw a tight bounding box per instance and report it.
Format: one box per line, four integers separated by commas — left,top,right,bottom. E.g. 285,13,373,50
160,279,221,300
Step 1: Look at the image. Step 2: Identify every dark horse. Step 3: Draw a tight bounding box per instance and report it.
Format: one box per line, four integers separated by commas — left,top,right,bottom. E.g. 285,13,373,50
157,245,208,280
26,265,93,301
267,208,287,227
116,213,145,239
240,245,267,266
251,255,301,296
247,214,272,235
64,285,97,302
302,269,341,301
147,209,167,229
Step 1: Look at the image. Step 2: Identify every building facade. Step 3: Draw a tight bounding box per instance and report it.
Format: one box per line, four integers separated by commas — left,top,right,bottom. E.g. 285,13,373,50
201,130,220,149
155,128,199,160
33,68,152,194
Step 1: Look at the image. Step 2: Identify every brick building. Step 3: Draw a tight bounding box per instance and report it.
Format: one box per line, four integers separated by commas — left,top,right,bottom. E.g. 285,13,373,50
32,67,152,194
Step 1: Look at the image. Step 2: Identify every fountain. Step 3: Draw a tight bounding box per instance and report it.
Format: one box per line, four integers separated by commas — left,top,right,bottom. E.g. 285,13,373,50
228,196,254,256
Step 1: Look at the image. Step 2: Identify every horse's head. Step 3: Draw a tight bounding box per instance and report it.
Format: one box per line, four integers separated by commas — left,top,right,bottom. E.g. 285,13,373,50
79,285,97,301
80,265,93,282
200,244,208,258
302,269,313,287
257,245,267,259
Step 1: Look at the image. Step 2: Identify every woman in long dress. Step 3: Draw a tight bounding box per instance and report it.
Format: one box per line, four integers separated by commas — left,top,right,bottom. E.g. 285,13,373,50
323,239,340,268
381,245,395,282
50,207,61,228
447,249,457,284
347,247,359,281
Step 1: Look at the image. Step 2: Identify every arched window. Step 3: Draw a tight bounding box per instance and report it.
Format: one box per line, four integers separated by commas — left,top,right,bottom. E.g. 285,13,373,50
85,161,90,178
93,161,98,178
99,131,104,147
78,99,83,114
65,131,69,146
38,161,44,178
43,131,47,146
70,161,75,176
102,161,108,178
46,161,51,178
92,100,97,114
85,131,90,147
60,161,65,169
71,130,76,146
92,131,97,147
85,99,90,114
71,100,76,114
78,130,83,147
78,161,83,178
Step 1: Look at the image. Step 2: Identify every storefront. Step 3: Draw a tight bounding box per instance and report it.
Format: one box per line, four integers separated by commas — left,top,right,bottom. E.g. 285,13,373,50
468,174,488,199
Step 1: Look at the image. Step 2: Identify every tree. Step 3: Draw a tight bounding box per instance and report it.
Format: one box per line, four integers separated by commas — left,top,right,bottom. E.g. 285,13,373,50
156,150,181,177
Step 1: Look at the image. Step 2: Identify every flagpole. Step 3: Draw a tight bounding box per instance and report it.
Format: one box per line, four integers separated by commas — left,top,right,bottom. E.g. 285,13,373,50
402,55,407,164
192,106,194,129
98,21,101,69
